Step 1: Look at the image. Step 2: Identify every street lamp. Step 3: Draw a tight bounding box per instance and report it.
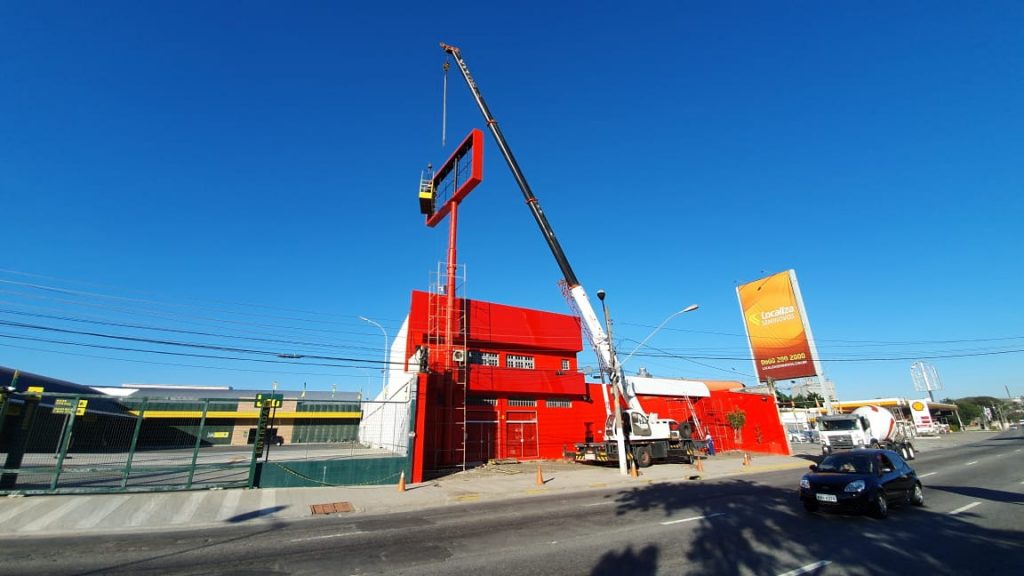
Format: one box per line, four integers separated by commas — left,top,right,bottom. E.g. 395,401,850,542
596,289,629,476
620,304,699,367
359,316,389,397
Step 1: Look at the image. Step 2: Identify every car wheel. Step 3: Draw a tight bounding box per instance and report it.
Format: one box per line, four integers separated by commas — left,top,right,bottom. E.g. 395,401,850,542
871,492,888,519
634,446,653,468
911,483,924,506
900,445,910,460
906,444,916,460
803,500,818,513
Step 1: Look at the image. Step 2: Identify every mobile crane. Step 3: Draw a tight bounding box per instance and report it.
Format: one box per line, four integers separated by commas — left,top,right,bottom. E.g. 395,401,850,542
440,43,703,471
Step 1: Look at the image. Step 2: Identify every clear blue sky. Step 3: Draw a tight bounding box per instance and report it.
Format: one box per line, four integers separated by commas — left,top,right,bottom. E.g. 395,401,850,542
2,1,1021,401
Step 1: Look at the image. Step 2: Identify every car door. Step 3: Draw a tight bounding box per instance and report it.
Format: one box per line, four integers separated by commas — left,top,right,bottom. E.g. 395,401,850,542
878,452,911,501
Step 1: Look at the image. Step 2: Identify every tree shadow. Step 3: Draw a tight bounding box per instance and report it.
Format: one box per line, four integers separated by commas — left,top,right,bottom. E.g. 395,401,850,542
610,478,1022,575
591,544,659,576
927,484,1024,504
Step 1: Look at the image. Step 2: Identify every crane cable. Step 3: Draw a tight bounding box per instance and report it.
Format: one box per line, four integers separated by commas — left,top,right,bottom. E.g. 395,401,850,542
442,59,450,149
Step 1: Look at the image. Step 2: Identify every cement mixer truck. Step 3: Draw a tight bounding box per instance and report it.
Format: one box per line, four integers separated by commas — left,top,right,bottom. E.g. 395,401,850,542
818,405,916,461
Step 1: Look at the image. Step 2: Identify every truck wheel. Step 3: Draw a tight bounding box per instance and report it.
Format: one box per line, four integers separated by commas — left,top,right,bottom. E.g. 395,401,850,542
911,482,924,506
870,441,880,450
871,492,888,519
634,446,653,468
906,444,916,460
900,445,910,460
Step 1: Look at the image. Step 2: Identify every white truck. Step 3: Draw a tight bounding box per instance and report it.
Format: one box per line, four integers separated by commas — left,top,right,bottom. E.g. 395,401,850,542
818,405,916,461
572,409,705,467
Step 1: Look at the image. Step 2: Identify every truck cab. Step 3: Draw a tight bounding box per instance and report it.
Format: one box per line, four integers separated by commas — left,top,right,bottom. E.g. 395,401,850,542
818,414,870,454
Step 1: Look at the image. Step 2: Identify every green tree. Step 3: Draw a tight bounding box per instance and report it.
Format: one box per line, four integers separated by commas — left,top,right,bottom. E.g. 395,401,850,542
726,409,747,443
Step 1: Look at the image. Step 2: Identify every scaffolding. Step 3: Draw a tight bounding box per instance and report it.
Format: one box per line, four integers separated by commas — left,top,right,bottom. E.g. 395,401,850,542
426,262,469,470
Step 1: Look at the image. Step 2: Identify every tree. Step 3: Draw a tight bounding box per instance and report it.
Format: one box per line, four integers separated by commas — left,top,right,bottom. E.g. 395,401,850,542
726,409,747,444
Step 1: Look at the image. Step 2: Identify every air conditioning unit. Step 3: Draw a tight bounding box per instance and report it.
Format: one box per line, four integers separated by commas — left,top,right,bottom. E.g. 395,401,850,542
452,349,466,364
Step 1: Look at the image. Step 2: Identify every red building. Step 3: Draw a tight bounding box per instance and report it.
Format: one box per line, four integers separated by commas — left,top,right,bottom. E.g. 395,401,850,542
401,290,788,483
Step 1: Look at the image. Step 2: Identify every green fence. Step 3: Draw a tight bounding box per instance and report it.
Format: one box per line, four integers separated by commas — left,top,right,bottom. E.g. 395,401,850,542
0,391,415,494
0,392,260,495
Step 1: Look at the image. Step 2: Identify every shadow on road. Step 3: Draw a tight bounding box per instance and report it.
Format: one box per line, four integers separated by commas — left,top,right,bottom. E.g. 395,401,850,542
606,478,1021,575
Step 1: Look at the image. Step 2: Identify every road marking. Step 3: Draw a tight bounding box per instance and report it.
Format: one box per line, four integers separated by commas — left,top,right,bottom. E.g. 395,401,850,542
919,472,937,478
584,501,615,507
949,502,981,515
290,531,364,543
778,560,832,576
661,512,725,525
965,461,978,466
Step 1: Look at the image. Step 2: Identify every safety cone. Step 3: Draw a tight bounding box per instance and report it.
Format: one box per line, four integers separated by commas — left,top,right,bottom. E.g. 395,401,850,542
630,460,640,478
535,462,545,486
397,470,406,492
742,453,752,466
695,457,704,472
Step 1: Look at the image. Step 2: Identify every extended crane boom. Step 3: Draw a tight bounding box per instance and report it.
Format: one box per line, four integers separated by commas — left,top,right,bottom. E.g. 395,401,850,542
439,42,636,412
439,43,706,471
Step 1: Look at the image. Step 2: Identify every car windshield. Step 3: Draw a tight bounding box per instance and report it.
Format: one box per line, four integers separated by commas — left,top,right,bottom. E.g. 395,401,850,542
817,455,874,474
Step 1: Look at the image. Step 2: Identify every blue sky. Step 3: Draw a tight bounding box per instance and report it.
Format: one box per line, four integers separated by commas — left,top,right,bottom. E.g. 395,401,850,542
2,1,1021,401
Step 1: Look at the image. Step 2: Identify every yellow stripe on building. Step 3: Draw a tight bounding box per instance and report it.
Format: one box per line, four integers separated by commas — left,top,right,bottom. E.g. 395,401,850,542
127,410,362,419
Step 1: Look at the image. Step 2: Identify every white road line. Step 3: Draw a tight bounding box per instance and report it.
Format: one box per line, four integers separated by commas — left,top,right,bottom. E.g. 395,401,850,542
778,560,832,576
290,531,364,543
919,472,937,478
584,501,615,507
965,461,978,466
660,512,725,525
949,502,981,515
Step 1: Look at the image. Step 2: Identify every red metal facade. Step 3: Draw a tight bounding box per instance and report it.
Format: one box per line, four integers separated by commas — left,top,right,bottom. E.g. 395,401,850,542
405,291,788,482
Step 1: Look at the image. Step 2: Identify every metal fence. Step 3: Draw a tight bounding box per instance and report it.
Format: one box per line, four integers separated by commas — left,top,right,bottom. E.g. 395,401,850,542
0,393,260,494
0,391,416,494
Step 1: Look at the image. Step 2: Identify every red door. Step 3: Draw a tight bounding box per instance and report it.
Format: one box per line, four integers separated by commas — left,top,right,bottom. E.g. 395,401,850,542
466,410,498,464
505,411,538,459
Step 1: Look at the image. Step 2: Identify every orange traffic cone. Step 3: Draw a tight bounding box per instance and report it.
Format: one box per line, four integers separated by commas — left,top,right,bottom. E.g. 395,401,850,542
695,457,704,472
397,470,407,492
535,462,545,486
743,453,752,466
631,460,641,478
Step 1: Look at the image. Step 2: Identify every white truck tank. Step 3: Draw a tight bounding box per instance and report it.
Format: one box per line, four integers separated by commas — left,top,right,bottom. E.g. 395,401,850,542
851,405,898,443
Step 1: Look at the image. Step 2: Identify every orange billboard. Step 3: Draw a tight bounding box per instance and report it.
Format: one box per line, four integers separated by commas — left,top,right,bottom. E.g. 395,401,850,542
736,270,819,382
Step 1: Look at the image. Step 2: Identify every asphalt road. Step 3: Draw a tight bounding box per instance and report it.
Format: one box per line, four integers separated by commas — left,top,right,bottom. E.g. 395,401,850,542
2,431,1020,576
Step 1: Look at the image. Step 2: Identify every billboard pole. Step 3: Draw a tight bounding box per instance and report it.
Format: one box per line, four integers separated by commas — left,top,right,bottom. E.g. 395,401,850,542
788,270,831,415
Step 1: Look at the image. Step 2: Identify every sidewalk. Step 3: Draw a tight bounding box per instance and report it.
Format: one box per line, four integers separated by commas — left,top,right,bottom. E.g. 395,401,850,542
0,450,807,538
0,432,992,538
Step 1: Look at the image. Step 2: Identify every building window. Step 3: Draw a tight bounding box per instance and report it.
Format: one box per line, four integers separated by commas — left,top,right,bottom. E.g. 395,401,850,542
508,398,536,407
469,351,499,367
546,399,572,408
506,354,535,369
468,396,497,406
561,359,570,371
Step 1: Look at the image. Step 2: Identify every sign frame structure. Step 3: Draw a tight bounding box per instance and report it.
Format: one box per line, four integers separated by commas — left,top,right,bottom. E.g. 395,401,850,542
736,269,825,383
423,128,484,228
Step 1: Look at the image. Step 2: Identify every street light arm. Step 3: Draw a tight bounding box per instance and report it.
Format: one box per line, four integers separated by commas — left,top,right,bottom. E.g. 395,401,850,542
621,305,698,368
359,316,390,396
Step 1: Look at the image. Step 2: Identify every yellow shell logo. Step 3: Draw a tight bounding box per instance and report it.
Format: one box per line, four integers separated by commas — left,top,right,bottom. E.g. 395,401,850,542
911,401,925,411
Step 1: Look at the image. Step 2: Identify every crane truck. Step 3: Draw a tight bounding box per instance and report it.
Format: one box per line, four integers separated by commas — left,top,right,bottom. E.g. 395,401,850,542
439,43,705,470
818,405,917,461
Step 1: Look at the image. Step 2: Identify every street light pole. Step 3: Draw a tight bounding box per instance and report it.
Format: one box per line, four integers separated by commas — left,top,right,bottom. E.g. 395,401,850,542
596,290,629,476
359,316,389,398
620,304,699,368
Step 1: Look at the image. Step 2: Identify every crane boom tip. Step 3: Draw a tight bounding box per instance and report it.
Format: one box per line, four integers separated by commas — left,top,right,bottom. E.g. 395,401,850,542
440,42,460,55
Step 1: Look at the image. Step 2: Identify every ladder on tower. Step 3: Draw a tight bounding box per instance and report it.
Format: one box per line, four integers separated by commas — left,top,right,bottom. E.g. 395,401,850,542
426,262,469,470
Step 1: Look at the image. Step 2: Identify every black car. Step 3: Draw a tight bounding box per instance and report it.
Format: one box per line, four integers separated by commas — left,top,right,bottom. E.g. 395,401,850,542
799,449,924,518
